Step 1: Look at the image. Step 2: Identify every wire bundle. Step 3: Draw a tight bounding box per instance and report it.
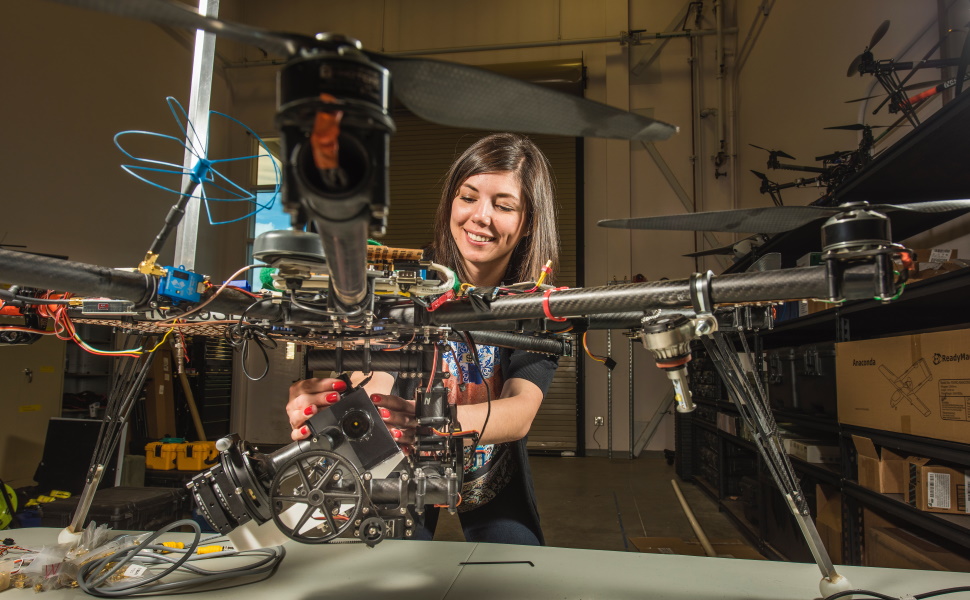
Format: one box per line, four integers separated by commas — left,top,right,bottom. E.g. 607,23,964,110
75,520,285,597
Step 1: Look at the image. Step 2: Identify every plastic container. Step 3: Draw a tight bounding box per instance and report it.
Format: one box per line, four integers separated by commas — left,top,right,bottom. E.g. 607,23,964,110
145,442,180,471
39,487,186,531
176,442,218,471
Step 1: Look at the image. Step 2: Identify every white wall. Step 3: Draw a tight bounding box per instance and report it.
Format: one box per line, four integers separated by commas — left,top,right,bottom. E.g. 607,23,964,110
1,2,240,276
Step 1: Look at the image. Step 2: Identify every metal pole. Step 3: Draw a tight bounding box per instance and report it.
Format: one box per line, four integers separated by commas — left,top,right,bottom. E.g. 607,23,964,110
173,0,219,271
607,329,613,459
629,335,635,459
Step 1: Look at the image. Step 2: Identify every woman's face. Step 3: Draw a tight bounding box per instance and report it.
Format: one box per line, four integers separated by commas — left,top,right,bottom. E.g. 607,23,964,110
449,171,528,283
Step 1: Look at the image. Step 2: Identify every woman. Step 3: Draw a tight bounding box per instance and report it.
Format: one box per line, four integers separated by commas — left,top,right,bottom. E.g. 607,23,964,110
286,132,560,545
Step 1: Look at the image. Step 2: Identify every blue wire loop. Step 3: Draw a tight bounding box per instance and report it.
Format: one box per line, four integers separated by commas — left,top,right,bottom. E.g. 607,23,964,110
114,97,281,225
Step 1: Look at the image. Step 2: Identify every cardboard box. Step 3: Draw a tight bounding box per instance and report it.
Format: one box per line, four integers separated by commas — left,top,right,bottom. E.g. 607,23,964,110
144,348,176,439
906,458,970,515
815,484,842,564
786,439,839,464
852,435,907,494
629,537,764,560
837,328,970,445
864,509,970,571
912,247,958,272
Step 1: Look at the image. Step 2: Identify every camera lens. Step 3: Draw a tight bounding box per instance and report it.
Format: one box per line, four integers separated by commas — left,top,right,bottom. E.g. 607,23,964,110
341,409,371,440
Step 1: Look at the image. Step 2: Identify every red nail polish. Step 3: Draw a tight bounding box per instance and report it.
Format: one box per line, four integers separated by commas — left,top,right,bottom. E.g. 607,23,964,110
304,406,314,416
392,429,402,439
332,380,347,392
371,394,381,404
326,392,339,403
300,426,308,436
380,408,390,419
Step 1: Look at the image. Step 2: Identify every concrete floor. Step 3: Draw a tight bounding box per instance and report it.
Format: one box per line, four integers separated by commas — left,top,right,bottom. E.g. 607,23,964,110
432,452,746,552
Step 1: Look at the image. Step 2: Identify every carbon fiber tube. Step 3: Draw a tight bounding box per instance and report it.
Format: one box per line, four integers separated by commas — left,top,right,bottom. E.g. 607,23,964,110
430,266,839,325
0,248,156,306
307,349,427,373
0,248,313,323
455,331,570,355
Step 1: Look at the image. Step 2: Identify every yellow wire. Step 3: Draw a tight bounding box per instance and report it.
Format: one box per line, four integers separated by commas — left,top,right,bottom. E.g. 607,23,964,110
582,332,606,364
145,327,175,353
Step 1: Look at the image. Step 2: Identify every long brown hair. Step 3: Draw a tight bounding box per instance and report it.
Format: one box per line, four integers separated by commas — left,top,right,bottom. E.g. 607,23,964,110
431,133,559,286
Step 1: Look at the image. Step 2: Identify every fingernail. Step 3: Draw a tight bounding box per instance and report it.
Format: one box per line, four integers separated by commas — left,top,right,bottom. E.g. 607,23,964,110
304,406,314,416
300,426,308,436
379,408,390,419
326,392,339,403
332,380,347,391
371,394,381,404
392,429,402,439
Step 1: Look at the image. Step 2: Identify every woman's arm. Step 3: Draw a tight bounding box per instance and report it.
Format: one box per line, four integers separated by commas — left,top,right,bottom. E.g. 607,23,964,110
454,377,544,446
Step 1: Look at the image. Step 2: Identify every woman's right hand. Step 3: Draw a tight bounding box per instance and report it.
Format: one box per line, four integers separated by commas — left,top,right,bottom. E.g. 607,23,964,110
286,378,348,441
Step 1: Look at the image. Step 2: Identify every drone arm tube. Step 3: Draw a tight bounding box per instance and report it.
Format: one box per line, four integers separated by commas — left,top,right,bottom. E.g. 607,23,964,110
0,248,156,306
431,266,834,325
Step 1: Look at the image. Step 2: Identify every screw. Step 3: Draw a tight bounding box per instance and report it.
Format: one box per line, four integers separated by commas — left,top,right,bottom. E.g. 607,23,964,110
401,473,409,481
363,473,372,480
355,520,362,526
406,531,413,537
362,507,369,514
399,507,406,514
333,474,340,481
406,519,413,526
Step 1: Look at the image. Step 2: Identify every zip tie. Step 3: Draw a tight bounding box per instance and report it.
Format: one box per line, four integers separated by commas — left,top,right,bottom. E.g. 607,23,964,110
542,287,568,322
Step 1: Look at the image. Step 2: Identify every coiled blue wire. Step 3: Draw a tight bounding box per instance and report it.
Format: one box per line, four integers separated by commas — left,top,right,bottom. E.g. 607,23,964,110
114,97,280,225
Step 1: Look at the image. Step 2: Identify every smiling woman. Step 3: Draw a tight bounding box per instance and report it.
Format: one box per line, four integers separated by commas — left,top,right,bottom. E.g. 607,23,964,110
432,132,560,289
287,132,563,546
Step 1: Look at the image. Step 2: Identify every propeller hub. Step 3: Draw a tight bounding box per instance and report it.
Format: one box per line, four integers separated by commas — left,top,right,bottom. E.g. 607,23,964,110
821,207,891,253
313,33,363,51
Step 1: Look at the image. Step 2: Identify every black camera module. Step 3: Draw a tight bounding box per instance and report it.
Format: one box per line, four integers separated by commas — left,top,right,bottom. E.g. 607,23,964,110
341,409,371,440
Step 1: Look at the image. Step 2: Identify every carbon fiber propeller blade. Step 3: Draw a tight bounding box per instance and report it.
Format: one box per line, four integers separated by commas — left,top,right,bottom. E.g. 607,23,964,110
599,206,837,234
824,124,888,131
870,20,891,50
847,19,890,76
598,199,970,234
374,54,678,141
48,0,678,142
47,0,313,55
749,144,795,160
684,244,736,257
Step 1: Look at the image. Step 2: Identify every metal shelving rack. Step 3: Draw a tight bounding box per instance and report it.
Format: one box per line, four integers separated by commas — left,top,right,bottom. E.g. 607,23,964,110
679,268,970,567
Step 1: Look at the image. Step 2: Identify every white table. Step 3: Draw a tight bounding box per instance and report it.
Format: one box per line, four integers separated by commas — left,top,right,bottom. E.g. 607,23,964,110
5,528,969,600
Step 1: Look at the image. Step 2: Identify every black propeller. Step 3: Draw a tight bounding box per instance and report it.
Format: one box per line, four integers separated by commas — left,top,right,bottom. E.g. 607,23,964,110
46,0,678,142
683,235,767,258
749,144,795,161
824,124,889,131
598,199,970,235
847,19,891,77
844,79,946,103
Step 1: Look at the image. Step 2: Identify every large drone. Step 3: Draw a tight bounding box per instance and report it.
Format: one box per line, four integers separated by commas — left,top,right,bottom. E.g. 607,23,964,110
6,1,970,598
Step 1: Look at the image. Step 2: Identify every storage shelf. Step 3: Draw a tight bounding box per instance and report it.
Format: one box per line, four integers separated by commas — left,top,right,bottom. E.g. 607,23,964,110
841,425,970,466
718,430,758,453
772,409,839,434
788,456,841,486
843,480,970,549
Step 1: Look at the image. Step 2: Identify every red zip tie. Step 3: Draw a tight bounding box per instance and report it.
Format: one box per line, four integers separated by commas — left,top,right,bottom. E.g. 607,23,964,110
543,287,568,322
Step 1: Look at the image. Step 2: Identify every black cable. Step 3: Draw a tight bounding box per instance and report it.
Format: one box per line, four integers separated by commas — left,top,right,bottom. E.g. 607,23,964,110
225,298,278,381
0,288,72,305
461,331,492,446
825,585,970,600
